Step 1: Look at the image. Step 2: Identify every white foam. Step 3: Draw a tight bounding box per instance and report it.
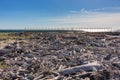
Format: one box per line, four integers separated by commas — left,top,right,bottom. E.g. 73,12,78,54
74,28,112,32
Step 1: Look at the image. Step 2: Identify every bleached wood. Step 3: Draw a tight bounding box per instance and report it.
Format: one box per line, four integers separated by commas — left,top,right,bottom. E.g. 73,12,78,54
58,61,101,75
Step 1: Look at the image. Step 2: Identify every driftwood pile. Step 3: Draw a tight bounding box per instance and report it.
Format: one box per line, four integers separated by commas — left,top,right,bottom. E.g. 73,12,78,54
0,32,120,80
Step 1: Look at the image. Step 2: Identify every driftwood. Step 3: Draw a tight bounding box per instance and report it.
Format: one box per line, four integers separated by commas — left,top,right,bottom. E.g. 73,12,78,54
73,72,92,78
0,49,10,56
112,62,120,68
33,72,59,80
58,61,101,75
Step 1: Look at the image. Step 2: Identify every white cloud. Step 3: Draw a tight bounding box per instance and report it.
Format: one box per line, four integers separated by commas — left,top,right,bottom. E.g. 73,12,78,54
51,13,120,24
70,10,78,14
50,7,120,31
91,7,120,12
80,8,89,13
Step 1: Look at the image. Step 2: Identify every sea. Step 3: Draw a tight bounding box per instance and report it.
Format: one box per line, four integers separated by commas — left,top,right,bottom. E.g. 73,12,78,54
0,28,113,33
0,29,71,33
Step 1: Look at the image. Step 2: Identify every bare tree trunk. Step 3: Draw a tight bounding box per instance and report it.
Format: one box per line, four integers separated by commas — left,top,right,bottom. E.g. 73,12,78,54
58,61,101,75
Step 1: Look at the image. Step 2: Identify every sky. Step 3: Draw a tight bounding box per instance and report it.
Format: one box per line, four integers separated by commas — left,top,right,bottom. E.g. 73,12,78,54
0,0,120,30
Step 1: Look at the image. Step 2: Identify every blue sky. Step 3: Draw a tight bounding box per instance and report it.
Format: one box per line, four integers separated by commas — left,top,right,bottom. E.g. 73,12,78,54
0,0,120,30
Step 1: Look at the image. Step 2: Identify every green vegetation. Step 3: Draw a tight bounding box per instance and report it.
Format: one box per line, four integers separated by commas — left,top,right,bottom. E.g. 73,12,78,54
0,33,31,40
0,61,7,69
0,33,9,40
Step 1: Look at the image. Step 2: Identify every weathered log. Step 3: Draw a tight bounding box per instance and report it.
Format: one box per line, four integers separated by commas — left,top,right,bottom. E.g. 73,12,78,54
0,49,10,56
112,62,120,69
34,72,59,80
73,72,92,78
58,61,101,75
